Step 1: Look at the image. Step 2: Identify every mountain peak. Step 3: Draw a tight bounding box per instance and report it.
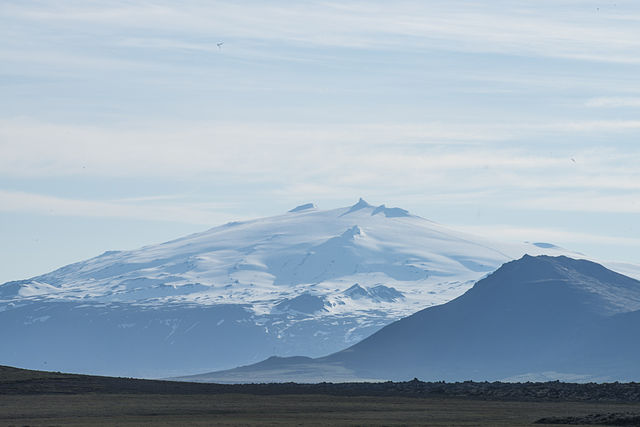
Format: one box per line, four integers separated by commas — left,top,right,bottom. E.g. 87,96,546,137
341,225,364,239
372,204,410,218
342,198,411,218
289,203,316,213
468,255,640,317
343,197,372,213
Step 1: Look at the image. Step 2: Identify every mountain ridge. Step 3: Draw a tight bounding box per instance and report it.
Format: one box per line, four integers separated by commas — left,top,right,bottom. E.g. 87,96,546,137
1,200,638,378
183,255,640,383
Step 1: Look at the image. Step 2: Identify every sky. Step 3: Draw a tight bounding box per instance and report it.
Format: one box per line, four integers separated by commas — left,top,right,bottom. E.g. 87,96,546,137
1,0,639,284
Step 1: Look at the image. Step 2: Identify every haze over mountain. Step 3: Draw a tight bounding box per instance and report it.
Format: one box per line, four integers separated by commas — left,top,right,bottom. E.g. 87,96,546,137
0,200,637,378
185,255,640,383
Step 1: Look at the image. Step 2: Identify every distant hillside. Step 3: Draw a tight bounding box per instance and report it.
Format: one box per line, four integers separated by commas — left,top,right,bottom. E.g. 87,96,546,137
185,255,640,383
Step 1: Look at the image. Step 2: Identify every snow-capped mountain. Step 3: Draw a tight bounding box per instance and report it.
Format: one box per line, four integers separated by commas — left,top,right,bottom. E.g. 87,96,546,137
0,199,637,378
183,255,640,383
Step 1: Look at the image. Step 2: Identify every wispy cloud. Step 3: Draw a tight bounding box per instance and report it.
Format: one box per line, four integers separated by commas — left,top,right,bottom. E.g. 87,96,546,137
537,120,640,132
586,97,640,108
1,119,637,202
3,1,640,64
0,118,508,179
454,224,640,251
515,194,640,214
1,0,639,269
0,190,238,225
1,118,637,179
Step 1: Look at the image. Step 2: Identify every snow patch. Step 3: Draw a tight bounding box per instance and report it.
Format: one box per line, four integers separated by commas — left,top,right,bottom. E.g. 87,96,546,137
343,284,404,302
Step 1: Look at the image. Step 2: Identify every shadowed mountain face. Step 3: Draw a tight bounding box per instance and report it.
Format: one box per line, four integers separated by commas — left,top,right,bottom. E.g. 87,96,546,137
183,256,640,383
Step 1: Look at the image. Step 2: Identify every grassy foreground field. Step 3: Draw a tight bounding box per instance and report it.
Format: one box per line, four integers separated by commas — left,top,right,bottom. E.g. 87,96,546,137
4,393,640,426
2,366,640,426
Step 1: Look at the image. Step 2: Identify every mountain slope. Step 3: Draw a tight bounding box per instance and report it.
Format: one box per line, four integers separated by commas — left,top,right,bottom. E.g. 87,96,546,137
0,200,635,378
186,255,640,383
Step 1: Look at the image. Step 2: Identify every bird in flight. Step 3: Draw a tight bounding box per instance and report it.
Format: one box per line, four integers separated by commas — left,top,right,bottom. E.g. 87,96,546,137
217,42,224,49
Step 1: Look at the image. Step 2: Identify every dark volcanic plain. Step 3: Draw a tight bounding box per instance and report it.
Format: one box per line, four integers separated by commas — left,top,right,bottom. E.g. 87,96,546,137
2,366,640,426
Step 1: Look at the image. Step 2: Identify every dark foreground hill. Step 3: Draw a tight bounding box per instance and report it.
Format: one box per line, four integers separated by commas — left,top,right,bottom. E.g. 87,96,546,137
3,365,640,426
2,364,640,402
184,255,640,383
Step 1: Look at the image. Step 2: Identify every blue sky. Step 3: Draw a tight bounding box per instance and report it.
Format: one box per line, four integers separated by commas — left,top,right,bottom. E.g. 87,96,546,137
1,0,639,283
